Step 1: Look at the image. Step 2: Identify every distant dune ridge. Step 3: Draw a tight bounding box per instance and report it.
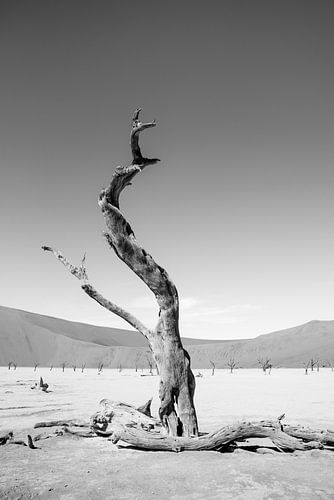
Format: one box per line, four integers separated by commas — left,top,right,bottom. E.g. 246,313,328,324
0,305,333,369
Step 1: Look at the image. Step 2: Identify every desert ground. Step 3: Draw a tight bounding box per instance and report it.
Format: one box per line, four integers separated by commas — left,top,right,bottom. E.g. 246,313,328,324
1,367,334,499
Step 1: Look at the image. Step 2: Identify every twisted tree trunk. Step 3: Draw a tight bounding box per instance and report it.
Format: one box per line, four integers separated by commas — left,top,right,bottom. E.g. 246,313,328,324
43,109,198,437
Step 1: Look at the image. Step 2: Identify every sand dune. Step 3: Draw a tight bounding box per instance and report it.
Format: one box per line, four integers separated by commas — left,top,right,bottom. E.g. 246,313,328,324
0,305,333,368
187,320,334,368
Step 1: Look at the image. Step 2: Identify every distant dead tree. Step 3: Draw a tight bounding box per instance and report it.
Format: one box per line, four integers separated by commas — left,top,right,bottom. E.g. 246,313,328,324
13,363,17,370
327,360,333,372
61,362,66,372
134,352,142,373
309,356,318,372
210,360,215,376
81,362,86,373
146,352,154,375
98,362,104,374
118,364,122,372
258,357,272,375
34,363,39,372
8,361,16,370
303,361,310,375
72,364,77,372
49,365,53,371
227,357,237,374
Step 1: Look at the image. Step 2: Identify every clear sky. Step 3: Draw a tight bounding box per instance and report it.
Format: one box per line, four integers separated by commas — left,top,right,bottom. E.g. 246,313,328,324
0,0,333,339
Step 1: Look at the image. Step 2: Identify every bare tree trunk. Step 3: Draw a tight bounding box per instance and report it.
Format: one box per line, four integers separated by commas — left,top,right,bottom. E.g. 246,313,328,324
98,109,198,436
92,111,196,435
43,109,198,437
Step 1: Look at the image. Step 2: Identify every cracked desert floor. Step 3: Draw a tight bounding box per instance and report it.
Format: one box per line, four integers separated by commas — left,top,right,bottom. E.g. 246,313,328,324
1,368,333,499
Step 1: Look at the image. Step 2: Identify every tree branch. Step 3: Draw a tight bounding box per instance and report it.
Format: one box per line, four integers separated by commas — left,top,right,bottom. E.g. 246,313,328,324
42,246,152,340
131,108,159,166
82,283,152,340
42,246,88,282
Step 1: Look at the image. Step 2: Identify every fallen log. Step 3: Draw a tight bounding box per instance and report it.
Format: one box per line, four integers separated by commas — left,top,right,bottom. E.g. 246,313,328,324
29,400,333,454
90,399,162,436
8,440,27,447
89,400,332,453
110,419,323,453
283,424,334,447
34,419,89,429
0,431,13,445
27,435,38,449
33,430,64,441
64,427,97,438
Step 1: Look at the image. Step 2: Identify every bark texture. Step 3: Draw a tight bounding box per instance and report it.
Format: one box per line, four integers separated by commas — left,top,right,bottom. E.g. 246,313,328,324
43,109,198,437
98,109,197,436
31,400,334,454
89,400,332,453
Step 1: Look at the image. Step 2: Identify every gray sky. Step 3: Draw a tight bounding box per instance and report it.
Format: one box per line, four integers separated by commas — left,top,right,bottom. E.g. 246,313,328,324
0,0,333,339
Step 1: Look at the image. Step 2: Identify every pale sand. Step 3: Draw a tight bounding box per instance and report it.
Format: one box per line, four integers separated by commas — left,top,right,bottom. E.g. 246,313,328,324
1,368,334,499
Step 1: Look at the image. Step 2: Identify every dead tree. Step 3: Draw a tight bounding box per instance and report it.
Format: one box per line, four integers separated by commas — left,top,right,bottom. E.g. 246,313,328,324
98,362,104,374
227,357,237,374
303,361,310,375
210,360,215,376
118,364,122,373
43,109,198,437
309,356,318,372
146,353,154,376
50,365,53,371
134,352,142,372
61,362,66,372
72,365,77,372
81,363,86,373
8,361,14,370
327,360,333,372
33,363,39,372
258,357,272,375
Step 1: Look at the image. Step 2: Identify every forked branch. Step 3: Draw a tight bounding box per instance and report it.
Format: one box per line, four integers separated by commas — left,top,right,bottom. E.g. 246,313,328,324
41,246,152,340
131,108,160,166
